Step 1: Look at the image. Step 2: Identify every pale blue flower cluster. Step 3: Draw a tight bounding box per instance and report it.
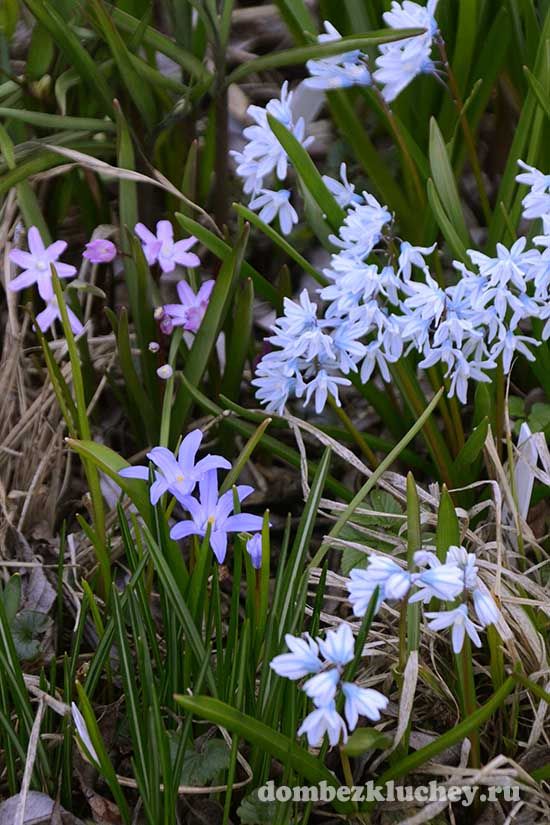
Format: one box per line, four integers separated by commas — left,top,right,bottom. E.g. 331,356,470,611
232,3,447,238
304,2,440,102
231,82,312,235
270,623,388,746
253,158,550,413
304,21,371,91
374,0,440,101
347,546,501,654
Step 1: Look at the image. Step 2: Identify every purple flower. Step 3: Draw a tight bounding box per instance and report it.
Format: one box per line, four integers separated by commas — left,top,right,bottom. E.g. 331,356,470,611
119,429,230,505
246,533,262,569
9,226,77,300
83,238,117,263
170,470,263,563
35,297,84,336
134,220,200,273
162,280,214,333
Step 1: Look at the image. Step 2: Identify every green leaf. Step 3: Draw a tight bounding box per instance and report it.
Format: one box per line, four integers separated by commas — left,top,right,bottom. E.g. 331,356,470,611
237,790,277,824
175,213,278,305
435,487,460,561
110,6,211,85
426,178,469,263
233,203,326,286
528,402,550,433
272,0,315,44
11,611,50,661
175,739,230,786
428,118,470,247
221,277,254,400
66,439,152,523
0,107,116,132
23,0,114,115
227,29,424,84
88,0,156,128
26,22,54,79
0,576,21,624
453,417,488,479
267,114,345,233
175,696,346,801
170,224,249,441
0,0,18,37
343,727,392,757
524,64,550,119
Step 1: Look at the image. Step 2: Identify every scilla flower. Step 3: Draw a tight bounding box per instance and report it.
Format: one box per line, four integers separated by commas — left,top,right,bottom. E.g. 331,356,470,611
347,555,411,616
271,623,388,747
248,188,298,235
425,604,482,654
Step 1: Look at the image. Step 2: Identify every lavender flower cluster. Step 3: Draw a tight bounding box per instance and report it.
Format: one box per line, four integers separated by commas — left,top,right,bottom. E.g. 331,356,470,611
8,220,213,343
119,429,263,566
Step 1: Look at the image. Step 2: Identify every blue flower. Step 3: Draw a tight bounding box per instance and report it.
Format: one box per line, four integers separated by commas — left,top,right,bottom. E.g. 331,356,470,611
170,470,263,563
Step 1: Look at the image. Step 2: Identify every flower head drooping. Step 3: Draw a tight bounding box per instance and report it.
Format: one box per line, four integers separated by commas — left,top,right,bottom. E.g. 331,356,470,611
305,21,372,91
232,82,313,197
248,189,298,236
347,556,411,616
119,430,230,505
323,163,363,209
425,604,482,654
517,160,550,220
135,221,200,273
271,623,388,748
162,280,214,333
170,469,263,564
83,238,117,264
9,226,77,300
232,81,314,231
347,542,501,653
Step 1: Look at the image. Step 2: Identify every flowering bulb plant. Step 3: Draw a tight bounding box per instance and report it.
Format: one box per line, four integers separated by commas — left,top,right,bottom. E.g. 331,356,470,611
4,1,550,822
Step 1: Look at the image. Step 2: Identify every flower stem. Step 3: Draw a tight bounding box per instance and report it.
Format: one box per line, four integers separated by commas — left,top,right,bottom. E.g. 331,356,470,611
437,37,491,225
328,395,379,468
458,640,481,768
495,357,505,460
376,88,426,212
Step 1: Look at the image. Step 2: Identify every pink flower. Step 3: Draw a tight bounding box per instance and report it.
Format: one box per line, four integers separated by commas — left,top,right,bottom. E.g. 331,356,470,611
134,220,200,273
162,280,214,333
9,226,76,301
83,238,117,263
36,297,84,336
